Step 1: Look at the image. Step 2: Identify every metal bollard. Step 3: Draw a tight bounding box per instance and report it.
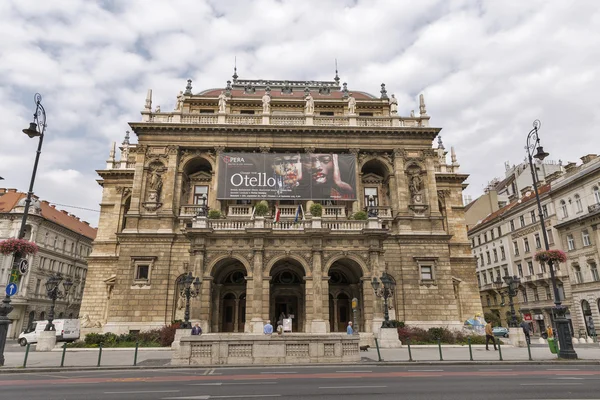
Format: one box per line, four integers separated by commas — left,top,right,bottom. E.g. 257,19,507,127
374,338,382,362
97,343,103,367
526,340,533,361
407,338,414,362
497,339,503,361
60,342,67,367
438,338,443,361
23,343,31,368
133,341,139,366
468,337,473,361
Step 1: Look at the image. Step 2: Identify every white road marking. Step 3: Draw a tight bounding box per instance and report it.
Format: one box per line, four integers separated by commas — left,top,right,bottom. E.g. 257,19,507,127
106,390,180,394
260,371,297,374
555,377,584,380
190,382,277,386
478,369,513,371
163,396,280,399
319,385,387,389
408,369,444,372
520,383,583,386
546,368,580,371
335,370,372,373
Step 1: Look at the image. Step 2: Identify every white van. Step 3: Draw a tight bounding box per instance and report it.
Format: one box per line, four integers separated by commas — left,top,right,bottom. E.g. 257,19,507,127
18,319,80,346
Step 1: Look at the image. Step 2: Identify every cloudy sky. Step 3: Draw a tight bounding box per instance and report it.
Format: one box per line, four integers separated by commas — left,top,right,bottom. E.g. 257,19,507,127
1,0,599,226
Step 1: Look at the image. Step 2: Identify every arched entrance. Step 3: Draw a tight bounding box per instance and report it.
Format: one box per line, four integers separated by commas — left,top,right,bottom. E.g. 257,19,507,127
328,259,364,332
211,259,247,332
270,260,305,332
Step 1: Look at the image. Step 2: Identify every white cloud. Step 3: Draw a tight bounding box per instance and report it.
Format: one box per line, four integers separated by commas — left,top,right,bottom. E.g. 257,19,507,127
1,0,599,225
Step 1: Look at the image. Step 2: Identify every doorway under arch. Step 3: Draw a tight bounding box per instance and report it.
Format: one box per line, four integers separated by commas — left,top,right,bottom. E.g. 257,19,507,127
211,261,247,332
270,260,306,333
328,259,364,332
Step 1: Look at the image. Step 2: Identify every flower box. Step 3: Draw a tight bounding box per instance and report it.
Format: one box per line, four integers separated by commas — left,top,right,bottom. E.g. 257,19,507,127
534,249,567,263
0,238,39,256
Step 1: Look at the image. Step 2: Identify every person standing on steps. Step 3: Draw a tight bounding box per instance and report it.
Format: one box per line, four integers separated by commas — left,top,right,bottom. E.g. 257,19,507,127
346,321,354,335
485,320,497,350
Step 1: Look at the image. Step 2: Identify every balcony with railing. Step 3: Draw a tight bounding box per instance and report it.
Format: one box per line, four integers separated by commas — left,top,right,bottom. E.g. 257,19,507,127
189,215,380,232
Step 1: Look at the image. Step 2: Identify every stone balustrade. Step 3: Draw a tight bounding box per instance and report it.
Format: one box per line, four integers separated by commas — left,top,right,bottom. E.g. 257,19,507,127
172,333,360,365
144,111,428,128
191,216,381,231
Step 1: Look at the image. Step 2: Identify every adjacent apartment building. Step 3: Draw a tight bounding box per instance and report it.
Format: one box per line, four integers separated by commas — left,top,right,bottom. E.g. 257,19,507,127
79,73,482,339
0,188,96,338
468,154,600,338
551,155,600,337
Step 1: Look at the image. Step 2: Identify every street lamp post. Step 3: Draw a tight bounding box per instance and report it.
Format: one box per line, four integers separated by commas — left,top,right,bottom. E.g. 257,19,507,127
178,272,201,329
493,275,521,328
371,272,395,328
45,273,73,331
525,119,577,359
0,93,47,366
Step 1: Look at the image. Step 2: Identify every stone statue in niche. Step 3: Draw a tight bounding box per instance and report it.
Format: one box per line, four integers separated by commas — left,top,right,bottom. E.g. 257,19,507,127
144,163,165,211
409,170,423,203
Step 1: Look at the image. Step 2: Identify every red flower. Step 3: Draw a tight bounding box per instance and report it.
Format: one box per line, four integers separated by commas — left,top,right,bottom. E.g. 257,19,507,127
534,250,567,263
0,238,39,256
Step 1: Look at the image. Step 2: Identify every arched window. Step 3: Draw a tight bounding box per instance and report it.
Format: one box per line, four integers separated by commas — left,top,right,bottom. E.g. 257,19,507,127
560,200,568,219
574,194,583,213
594,186,600,204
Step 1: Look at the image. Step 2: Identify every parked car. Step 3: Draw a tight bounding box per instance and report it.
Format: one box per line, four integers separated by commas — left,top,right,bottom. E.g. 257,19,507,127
493,326,509,338
18,319,80,346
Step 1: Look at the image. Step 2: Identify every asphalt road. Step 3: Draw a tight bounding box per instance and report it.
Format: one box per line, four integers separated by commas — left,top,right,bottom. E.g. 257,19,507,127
1,364,599,400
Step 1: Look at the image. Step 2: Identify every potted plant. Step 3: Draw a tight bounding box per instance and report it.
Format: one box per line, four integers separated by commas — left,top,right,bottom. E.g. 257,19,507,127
534,249,567,263
352,211,368,220
207,209,222,219
309,203,323,217
0,238,39,256
254,201,269,217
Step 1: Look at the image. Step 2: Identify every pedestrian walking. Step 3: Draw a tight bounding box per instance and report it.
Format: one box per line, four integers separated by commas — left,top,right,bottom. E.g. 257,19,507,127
520,320,531,345
485,321,497,350
347,321,354,335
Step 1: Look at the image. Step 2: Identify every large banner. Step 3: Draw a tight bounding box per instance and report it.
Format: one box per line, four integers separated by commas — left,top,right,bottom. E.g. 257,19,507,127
217,152,357,200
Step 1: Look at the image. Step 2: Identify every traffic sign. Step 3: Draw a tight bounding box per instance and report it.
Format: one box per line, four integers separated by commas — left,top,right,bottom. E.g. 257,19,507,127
18,259,29,275
9,269,20,283
5,282,18,297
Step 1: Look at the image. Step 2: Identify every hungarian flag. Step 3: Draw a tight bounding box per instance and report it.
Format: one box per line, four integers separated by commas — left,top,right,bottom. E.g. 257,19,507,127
294,205,302,223
273,206,281,223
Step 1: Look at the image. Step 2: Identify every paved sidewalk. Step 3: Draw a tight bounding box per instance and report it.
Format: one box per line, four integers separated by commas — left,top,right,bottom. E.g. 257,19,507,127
361,343,600,363
2,341,599,370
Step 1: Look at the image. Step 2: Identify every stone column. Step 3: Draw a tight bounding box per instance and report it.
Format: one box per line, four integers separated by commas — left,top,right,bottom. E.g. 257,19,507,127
213,148,224,212
129,146,147,214
310,250,327,333
197,278,212,333
212,283,221,333
393,149,409,222
361,278,374,334
233,298,239,332
160,146,179,213
369,251,383,336
322,276,330,332
332,299,339,332
248,250,264,333
425,153,440,217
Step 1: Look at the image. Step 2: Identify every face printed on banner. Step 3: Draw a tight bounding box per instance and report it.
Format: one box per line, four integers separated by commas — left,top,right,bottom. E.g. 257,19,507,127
273,154,302,187
309,154,333,184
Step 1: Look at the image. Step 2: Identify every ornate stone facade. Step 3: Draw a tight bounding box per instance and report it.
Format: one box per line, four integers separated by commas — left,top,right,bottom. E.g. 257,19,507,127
80,76,481,338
